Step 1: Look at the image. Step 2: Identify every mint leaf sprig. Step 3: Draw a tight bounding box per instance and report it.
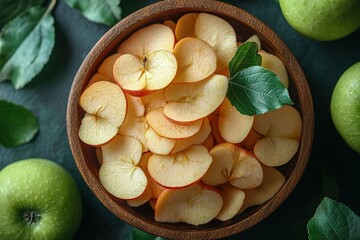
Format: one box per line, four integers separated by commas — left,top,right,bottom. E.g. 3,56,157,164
226,42,293,116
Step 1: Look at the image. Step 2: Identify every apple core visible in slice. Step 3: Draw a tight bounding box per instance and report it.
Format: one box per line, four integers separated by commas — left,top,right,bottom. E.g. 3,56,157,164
113,50,177,96
163,74,228,123
155,183,223,225
99,135,147,200
148,145,212,188
253,105,302,166
78,81,127,146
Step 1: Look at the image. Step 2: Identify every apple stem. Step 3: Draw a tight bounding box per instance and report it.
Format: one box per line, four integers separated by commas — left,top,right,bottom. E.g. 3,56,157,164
23,210,41,225
143,56,147,68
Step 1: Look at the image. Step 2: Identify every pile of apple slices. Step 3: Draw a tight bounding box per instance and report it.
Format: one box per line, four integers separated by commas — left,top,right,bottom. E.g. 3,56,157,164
78,13,302,226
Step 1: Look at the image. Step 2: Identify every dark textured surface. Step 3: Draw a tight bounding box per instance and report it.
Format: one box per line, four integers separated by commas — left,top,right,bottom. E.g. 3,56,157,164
0,0,359,239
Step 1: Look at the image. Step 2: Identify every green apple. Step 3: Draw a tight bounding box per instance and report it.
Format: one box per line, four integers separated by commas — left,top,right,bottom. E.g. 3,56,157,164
0,158,82,240
279,0,360,41
331,62,360,153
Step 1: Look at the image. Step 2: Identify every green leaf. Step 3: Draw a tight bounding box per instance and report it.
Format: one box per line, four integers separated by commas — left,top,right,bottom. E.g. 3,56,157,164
0,100,39,147
64,0,121,26
228,41,262,78
0,0,45,29
227,65,293,115
0,5,55,89
307,197,360,240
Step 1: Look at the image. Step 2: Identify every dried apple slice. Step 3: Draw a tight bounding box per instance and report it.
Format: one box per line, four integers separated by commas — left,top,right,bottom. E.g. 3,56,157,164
78,81,126,146
99,135,147,200
175,13,199,41
141,88,166,113
259,50,289,88
172,37,217,83
163,74,228,123
155,183,223,225
146,108,203,139
202,143,263,189
194,13,238,71
145,127,176,155
253,105,302,166
216,183,245,221
218,98,254,143
113,50,177,96
148,145,212,188
98,53,122,79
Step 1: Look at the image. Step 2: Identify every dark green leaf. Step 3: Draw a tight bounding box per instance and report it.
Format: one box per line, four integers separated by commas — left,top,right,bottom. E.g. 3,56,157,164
0,0,45,29
0,100,38,147
228,41,261,78
130,227,159,240
227,65,293,115
307,197,360,240
0,6,55,89
64,0,121,26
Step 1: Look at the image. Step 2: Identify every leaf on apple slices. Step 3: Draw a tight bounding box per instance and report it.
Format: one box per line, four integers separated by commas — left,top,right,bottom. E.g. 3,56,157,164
0,3,55,89
0,99,38,147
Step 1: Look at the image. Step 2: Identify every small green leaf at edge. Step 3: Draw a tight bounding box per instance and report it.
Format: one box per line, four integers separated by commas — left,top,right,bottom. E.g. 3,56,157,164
130,227,168,240
307,197,360,240
227,65,293,116
64,0,121,26
0,0,45,29
0,5,55,89
0,100,39,147
229,41,262,78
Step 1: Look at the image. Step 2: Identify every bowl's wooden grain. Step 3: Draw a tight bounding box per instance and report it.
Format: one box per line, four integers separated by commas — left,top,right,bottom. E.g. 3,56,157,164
66,0,314,239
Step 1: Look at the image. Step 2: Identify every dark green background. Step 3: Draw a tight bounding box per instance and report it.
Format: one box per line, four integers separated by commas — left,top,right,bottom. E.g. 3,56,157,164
1,0,360,239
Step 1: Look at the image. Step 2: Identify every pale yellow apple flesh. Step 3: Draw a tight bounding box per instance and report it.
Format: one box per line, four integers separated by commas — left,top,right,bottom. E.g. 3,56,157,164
113,50,177,96
145,126,176,155
172,37,217,83
78,81,127,146
163,74,228,123
98,53,122,80
253,105,302,166
194,13,238,71
218,98,254,144
155,183,223,225
140,88,166,113
175,13,199,41
259,50,289,88
117,23,175,57
99,135,147,199
216,183,245,221
148,145,212,188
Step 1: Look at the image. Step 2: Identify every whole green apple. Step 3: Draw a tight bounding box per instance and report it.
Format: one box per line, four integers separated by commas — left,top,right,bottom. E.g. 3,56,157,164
279,0,360,41
331,62,360,153
0,158,82,240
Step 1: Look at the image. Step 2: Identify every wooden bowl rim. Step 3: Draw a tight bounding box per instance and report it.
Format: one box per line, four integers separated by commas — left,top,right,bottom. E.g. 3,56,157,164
66,0,314,239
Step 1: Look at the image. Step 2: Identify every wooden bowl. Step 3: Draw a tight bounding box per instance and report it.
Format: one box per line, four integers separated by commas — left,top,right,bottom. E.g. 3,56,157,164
66,0,314,239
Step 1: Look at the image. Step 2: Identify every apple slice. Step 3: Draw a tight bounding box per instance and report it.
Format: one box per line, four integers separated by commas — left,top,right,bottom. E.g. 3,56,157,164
172,37,217,83
218,98,254,143
216,183,245,221
163,74,228,123
239,128,262,150
209,113,226,144
202,132,214,151
146,108,203,139
253,105,302,166
148,145,212,188
162,20,176,33
113,50,177,96
78,81,127,146
98,53,122,80
170,117,211,154
194,13,238,71
117,23,175,57
175,13,199,41
155,183,223,225
238,165,285,214
99,135,147,199
259,50,289,88
119,115,148,152
141,88,166,113
202,143,263,189
145,126,176,155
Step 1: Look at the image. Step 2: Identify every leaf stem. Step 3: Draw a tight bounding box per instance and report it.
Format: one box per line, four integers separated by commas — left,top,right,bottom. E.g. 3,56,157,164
44,0,58,17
